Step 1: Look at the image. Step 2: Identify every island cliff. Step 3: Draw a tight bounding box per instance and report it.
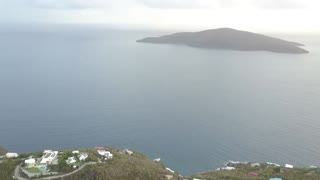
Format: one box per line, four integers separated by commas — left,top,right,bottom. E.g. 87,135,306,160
137,28,309,54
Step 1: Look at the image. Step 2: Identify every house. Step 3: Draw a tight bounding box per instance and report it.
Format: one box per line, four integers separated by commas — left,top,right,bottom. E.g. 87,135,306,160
72,150,80,154
267,162,280,167
251,163,260,167
6,153,18,158
79,153,88,161
165,175,173,179
40,150,58,166
97,150,106,156
124,149,133,155
24,158,36,168
97,150,113,160
104,151,113,160
285,164,293,168
219,167,235,170
270,178,282,180
66,157,77,164
154,158,161,162
166,167,175,173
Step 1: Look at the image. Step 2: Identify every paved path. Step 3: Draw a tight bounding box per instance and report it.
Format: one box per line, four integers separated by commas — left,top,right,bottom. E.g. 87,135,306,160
14,163,27,180
14,162,96,180
36,162,96,180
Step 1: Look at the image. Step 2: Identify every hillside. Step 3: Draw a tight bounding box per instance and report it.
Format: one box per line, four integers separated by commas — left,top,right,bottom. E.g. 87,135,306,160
1,147,320,180
137,28,309,54
190,162,320,180
63,148,179,180
0,145,8,155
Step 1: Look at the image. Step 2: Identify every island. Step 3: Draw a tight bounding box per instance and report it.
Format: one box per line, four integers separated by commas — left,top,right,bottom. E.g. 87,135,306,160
137,28,309,54
1,145,320,180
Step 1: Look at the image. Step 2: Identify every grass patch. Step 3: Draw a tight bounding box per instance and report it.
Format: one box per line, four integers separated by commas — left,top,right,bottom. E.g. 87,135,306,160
26,167,42,173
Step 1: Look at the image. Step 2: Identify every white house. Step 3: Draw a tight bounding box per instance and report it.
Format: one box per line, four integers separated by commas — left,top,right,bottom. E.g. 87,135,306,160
6,153,18,158
154,158,161,162
267,162,280,167
251,163,260,167
97,150,113,160
72,150,79,154
79,153,88,161
66,157,77,164
285,164,293,169
124,149,133,155
165,175,173,179
104,151,113,160
40,150,58,166
166,167,175,173
24,158,36,168
97,150,105,156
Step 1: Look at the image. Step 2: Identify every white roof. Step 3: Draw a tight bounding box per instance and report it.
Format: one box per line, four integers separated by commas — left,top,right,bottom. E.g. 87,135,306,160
66,157,77,164
97,150,113,157
40,151,58,164
6,153,18,158
166,167,175,173
79,153,88,157
79,153,88,160
25,159,36,164
72,150,80,154
224,167,235,170
97,150,106,156
285,164,293,168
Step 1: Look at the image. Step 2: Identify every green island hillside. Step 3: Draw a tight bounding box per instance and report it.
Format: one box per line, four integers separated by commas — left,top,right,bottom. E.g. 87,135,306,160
1,145,320,180
190,162,320,180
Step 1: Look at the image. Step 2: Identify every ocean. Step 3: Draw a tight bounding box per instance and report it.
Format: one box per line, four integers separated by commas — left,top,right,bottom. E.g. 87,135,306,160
0,24,320,175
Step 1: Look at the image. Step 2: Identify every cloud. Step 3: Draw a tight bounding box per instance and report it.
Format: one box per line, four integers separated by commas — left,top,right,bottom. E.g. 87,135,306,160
19,0,311,10
137,0,208,9
253,0,306,9
25,0,127,9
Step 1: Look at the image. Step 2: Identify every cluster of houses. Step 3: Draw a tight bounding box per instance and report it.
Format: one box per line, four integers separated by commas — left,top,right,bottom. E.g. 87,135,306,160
65,150,89,166
23,149,89,173
24,150,59,172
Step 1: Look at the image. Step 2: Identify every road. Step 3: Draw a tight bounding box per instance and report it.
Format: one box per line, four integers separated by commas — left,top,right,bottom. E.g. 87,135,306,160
14,163,27,180
14,162,96,180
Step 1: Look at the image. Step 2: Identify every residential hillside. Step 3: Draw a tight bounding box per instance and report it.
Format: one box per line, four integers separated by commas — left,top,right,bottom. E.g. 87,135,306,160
64,150,178,180
189,162,320,180
137,28,309,54
1,146,320,180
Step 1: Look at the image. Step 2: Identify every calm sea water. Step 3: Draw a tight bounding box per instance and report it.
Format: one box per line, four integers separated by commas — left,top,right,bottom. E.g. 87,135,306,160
0,24,320,175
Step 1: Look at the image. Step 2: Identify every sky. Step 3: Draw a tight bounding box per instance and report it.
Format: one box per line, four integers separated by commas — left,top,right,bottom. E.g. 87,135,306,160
0,0,319,33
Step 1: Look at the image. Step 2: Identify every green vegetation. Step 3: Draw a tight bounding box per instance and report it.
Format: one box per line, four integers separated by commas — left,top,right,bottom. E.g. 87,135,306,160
190,163,320,180
3,146,320,180
63,148,178,180
26,167,42,173
19,151,43,159
0,159,20,180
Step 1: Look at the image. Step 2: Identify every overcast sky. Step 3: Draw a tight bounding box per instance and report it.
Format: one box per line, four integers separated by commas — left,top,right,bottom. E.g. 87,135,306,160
0,0,318,33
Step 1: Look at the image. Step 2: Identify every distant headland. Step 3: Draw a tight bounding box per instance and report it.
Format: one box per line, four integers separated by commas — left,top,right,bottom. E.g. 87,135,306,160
137,28,309,54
